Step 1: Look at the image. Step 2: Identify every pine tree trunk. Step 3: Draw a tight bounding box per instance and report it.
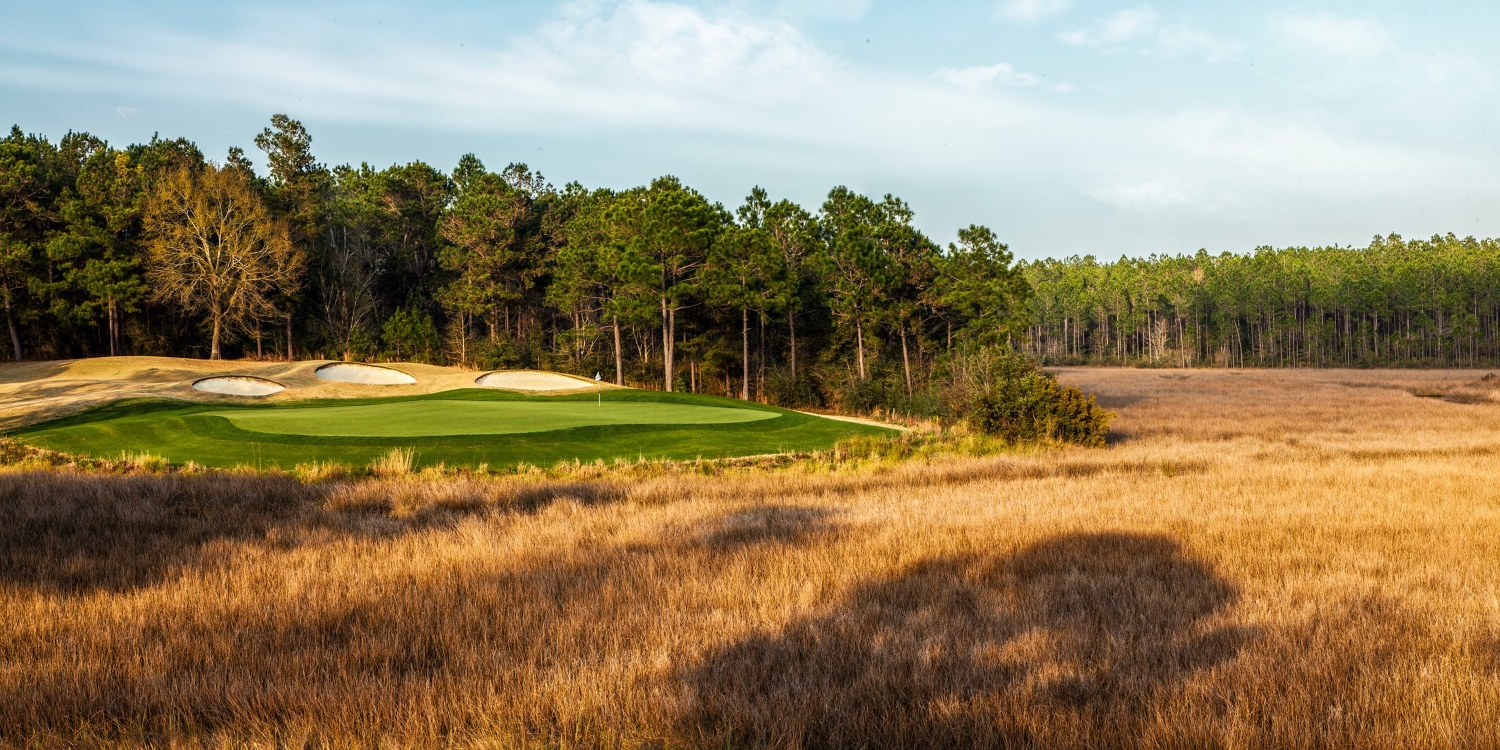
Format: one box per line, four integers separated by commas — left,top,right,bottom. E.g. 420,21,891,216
900,320,913,396
6,294,23,362
788,313,797,382
107,297,118,357
286,313,295,361
661,297,675,392
855,315,866,380
741,306,750,400
758,310,765,401
256,322,263,360
613,314,623,386
211,315,223,360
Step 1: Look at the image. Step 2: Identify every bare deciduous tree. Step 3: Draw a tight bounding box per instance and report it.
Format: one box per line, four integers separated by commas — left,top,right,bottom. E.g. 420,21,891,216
144,166,302,359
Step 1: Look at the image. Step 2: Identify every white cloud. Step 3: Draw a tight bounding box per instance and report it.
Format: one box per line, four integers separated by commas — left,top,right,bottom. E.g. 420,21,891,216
114,106,136,118
1277,12,1491,94
777,0,871,23
1058,5,1242,63
996,0,1072,24
517,2,835,105
936,63,1040,89
1088,178,1198,211
0,0,1482,236
935,63,1074,94
1280,13,1392,60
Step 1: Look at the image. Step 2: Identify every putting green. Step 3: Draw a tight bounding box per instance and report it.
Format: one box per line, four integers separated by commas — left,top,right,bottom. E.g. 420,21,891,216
204,400,776,437
13,389,896,470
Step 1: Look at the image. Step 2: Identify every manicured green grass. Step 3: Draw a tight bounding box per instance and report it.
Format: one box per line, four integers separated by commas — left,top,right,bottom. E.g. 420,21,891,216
12,389,893,470
204,400,776,437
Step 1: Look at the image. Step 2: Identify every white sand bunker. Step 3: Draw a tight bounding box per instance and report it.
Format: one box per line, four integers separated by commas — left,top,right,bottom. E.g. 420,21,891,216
315,363,417,385
192,376,286,397
475,371,595,392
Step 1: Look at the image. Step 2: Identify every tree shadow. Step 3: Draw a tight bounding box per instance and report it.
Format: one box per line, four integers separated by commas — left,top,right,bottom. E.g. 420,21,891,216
1092,394,1145,409
0,472,318,594
694,505,839,550
0,471,625,595
0,498,844,741
677,532,1248,748
0,360,72,384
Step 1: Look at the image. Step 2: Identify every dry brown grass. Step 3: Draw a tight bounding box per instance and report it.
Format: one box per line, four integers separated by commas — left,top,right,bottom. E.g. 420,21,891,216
4,367,1500,748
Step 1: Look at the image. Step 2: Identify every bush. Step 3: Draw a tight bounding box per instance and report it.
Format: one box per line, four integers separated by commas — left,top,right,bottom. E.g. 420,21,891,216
471,337,522,371
382,304,442,363
944,344,1113,447
763,366,824,409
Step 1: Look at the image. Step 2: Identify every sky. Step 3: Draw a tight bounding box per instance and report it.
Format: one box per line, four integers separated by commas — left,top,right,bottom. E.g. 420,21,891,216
3,0,1497,260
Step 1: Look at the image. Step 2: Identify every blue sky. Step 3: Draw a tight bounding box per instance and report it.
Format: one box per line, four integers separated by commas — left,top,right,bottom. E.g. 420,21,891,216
3,0,1497,259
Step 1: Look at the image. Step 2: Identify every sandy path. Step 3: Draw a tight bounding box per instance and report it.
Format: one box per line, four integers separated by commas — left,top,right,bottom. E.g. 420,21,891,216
794,410,909,431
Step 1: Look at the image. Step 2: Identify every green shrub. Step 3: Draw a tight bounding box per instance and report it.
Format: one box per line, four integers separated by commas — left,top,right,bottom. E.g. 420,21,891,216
471,337,522,371
763,366,824,408
945,344,1113,447
382,304,442,363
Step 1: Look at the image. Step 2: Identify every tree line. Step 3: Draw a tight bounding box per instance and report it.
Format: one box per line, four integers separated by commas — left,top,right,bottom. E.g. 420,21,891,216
3,116,1493,414
1021,235,1500,368
0,117,1029,410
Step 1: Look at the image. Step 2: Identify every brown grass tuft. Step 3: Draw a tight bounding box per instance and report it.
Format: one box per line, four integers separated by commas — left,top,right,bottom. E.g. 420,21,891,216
369,446,416,477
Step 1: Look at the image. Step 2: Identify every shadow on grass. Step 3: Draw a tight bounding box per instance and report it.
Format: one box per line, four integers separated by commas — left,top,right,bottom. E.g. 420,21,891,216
677,532,1249,748
0,471,628,595
0,496,844,742
0,472,320,594
694,505,840,549
0,360,71,384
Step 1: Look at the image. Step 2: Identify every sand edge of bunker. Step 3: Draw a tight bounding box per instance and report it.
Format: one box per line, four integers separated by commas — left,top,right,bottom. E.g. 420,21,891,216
191,376,286,397
474,370,612,392
314,362,418,385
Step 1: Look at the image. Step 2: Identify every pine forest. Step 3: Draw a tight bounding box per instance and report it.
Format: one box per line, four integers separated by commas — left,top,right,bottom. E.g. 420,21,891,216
3,117,1495,415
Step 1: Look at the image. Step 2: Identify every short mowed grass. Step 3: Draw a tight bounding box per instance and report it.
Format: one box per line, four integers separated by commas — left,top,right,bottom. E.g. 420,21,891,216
13,389,892,470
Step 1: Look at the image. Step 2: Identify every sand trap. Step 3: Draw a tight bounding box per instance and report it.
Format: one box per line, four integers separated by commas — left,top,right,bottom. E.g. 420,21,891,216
475,371,596,392
315,363,417,385
192,376,286,397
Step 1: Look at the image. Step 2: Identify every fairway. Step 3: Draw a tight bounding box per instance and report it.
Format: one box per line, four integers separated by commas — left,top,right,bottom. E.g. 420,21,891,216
205,400,776,437
14,389,892,469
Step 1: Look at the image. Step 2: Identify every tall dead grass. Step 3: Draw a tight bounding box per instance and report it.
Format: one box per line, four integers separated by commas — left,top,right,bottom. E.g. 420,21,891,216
3,368,1500,748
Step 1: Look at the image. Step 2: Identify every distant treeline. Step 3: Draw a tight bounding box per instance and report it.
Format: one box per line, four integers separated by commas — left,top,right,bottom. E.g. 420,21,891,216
1021,235,1500,368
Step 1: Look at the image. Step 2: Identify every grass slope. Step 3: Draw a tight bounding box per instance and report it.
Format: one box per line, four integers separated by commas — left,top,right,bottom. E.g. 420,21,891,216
12,389,891,469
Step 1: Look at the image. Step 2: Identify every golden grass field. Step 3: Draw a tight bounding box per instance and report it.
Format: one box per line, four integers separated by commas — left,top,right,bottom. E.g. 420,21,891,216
3,367,1500,748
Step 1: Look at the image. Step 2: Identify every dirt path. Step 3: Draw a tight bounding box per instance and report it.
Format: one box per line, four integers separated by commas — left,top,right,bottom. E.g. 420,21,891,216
794,410,909,431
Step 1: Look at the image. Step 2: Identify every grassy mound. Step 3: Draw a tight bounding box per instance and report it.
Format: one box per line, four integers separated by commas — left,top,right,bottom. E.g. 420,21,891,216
12,389,891,470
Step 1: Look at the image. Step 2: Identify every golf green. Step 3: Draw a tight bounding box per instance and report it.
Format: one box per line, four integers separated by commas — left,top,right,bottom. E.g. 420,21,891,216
13,389,894,470
205,400,777,437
